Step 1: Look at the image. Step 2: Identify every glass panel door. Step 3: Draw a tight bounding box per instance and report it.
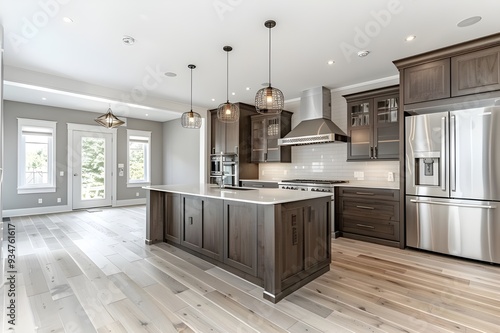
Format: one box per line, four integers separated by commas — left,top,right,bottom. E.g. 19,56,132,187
72,130,112,209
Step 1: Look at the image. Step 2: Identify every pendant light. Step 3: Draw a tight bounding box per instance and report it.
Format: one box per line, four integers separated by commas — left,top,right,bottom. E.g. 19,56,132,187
95,106,125,128
181,64,202,129
255,20,284,114
217,46,239,123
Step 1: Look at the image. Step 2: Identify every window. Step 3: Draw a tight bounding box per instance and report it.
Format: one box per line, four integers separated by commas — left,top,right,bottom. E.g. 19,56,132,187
18,118,57,194
127,129,151,187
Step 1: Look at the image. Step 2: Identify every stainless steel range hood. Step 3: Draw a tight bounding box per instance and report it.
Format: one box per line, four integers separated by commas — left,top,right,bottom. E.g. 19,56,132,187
278,86,348,146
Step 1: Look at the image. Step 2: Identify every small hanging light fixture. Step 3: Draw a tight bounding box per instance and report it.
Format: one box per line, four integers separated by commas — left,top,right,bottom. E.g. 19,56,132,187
95,106,125,128
217,46,239,123
255,20,284,114
181,64,202,129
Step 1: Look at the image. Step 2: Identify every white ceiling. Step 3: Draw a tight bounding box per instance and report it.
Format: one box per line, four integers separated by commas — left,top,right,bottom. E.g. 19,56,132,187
1,0,499,122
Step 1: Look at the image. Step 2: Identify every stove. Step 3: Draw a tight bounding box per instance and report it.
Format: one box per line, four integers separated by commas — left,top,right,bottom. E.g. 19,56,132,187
278,179,348,192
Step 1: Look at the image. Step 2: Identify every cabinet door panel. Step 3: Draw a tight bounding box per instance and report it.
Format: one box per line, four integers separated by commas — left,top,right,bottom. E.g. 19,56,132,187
452,46,500,96
251,118,266,162
348,128,372,160
304,201,329,270
224,201,258,276
201,199,223,260
281,205,304,280
404,59,450,104
182,196,203,250
164,193,181,244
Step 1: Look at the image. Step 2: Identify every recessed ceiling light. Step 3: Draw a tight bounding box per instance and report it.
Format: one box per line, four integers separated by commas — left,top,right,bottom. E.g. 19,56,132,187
405,35,416,42
211,98,215,102
231,92,235,96
42,97,47,100
63,17,73,23
164,72,177,77
327,60,335,65
122,35,135,45
357,50,370,58
457,16,482,28
246,87,251,91
145,114,149,117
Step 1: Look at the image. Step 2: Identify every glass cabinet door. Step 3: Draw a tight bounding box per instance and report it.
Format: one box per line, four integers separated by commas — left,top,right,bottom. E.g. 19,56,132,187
373,94,399,159
347,99,372,160
251,118,266,162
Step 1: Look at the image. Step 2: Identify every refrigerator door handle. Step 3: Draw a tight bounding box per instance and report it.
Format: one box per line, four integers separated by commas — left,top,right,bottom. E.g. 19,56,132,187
440,116,447,191
450,115,456,192
409,199,496,209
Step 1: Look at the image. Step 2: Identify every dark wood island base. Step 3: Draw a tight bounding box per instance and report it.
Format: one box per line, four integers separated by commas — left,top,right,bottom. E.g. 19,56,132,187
145,186,332,303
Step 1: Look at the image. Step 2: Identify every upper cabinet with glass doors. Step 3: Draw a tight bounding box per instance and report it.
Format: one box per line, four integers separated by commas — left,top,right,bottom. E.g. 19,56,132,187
344,86,400,161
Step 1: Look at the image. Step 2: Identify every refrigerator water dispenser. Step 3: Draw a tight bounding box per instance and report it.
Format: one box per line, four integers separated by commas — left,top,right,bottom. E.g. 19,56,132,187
415,155,440,186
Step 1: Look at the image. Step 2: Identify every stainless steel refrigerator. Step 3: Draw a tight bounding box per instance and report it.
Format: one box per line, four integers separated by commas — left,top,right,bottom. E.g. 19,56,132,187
405,101,500,264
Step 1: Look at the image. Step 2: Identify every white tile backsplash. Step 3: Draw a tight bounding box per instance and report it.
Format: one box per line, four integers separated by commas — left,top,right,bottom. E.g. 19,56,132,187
259,79,400,184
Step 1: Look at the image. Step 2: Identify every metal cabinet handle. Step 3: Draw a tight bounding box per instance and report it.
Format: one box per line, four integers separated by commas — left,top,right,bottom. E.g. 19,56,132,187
189,217,193,225
370,147,374,159
450,115,456,192
355,192,375,196
356,224,375,229
356,205,375,210
441,116,447,191
264,152,268,161
374,146,378,159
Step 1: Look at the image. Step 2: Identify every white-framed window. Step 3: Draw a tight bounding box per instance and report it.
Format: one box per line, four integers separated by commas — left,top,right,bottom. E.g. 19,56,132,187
18,118,57,194
127,129,151,187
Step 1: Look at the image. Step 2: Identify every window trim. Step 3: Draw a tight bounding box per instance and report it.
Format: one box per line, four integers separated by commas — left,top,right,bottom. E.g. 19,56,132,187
17,118,57,194
126,129,151,187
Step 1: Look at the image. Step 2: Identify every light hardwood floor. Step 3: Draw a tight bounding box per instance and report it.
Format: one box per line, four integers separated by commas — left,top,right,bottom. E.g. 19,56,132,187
2,205,500,332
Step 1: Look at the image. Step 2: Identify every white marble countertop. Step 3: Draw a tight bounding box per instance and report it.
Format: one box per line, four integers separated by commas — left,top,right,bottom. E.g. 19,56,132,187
239,179,279,183
144,184,333,205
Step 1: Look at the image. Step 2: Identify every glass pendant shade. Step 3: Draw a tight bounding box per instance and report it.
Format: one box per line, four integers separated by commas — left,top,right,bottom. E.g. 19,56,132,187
181,64,202,129
217,46,239,123
95,108,125,128
181,110,202,128
256,20,283,115
255,86,284,114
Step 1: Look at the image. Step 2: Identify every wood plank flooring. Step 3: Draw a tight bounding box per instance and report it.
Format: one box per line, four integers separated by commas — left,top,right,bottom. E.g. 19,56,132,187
2,206,500,332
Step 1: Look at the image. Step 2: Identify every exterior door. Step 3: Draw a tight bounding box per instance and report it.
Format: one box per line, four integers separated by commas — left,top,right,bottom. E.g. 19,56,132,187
72,130,113,209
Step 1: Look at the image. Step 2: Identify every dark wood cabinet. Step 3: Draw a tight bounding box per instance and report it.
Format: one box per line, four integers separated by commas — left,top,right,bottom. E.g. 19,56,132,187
250,112,292,163
279,199,330,291
451,45,500,97
403,59,451,104
164,193,181,244
223,201,258,276
181,195,223,260
336,187,400,247
210,103,259,181
345,86,400,161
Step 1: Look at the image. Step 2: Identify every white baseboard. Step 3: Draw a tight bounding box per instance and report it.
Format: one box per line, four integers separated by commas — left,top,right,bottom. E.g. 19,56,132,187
114,198,146,207
3,205,72,218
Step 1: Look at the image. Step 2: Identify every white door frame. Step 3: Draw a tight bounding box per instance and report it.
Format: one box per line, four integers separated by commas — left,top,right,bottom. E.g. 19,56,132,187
67,123,118,209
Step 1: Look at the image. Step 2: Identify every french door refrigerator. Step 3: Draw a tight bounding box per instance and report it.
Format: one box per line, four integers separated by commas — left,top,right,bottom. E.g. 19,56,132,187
405,103,500,264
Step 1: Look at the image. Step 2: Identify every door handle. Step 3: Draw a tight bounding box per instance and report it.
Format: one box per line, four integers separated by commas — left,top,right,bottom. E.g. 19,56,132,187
370,147,374,159
441,116,447,191
374,146,378,159
450,115,456,192
356,224,375,229
410,199,496,209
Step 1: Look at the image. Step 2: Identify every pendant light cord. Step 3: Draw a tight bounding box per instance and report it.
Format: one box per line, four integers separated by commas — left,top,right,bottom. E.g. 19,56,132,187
268,25,272,87
190,67,193,111
226,50,229,103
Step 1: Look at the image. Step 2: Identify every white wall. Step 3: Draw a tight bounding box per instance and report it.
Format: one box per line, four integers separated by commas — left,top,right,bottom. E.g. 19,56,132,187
259,77,400,183
163,118,206,185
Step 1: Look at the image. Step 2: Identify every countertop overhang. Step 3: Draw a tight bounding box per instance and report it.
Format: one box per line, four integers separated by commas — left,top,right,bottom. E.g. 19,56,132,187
143,184,333,205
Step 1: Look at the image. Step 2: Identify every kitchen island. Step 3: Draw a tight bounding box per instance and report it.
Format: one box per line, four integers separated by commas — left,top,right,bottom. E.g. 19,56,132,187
144,184,332,303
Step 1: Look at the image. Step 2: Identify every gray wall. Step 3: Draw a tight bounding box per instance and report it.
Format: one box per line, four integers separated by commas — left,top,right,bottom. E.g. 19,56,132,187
163,118,201,185
3,101,163,210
